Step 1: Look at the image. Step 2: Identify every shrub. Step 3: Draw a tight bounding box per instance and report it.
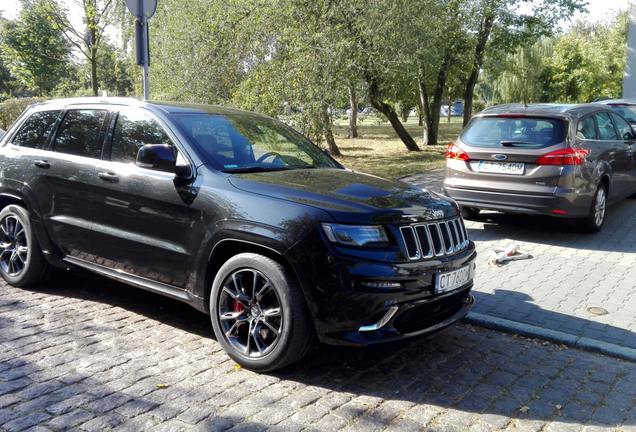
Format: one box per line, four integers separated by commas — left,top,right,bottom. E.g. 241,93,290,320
0,97,44,130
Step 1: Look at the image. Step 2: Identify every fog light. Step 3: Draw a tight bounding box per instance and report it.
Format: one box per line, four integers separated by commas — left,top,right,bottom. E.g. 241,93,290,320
361,281,403,289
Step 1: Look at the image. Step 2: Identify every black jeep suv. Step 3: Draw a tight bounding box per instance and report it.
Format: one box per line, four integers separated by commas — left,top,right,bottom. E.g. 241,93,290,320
0,98,476,371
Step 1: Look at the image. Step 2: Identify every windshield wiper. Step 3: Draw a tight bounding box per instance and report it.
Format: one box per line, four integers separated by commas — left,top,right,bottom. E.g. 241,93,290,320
500,141,534,146
221,166,293,173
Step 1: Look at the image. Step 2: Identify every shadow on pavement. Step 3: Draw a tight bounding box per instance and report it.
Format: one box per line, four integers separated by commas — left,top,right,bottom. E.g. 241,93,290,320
2,271,635,430
464,198,636,253
470,289,636,350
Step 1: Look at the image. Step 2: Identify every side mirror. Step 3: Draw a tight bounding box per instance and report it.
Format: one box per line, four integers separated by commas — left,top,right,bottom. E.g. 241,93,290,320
623,132,635,141
136,144,190,176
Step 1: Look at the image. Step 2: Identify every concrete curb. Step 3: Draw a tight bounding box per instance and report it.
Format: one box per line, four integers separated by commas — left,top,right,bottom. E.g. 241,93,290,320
464,312,636,363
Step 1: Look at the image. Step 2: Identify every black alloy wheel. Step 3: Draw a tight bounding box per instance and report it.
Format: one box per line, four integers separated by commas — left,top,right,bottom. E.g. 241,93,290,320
0,205,53,287
210,253,315,372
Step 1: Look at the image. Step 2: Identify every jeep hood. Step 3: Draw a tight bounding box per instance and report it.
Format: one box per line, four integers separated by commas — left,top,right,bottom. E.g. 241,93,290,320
228,168,458,224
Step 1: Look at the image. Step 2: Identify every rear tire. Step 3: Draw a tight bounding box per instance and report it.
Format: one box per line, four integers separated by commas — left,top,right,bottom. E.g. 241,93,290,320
460,206,481,220
0,205,54,287
210,253,315,372
576,184,606,233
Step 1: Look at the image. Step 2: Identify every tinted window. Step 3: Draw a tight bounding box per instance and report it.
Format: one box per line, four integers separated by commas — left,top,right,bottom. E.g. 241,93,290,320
54,110,107,158
11,110,60,149
609,113,635,141
460,117,567,148
577,115,598,140
111,111,174,164
594,112,618,140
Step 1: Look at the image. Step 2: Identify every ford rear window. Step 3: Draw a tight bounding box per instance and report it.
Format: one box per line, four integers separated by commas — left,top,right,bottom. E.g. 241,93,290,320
460,117,567,148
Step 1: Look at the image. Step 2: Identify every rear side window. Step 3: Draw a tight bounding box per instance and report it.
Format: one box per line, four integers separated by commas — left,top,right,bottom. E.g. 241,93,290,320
460,117,567,148
577,115,598,140
53,109,107,158
11,110,60,149
594,112,618,140
111,110,174,164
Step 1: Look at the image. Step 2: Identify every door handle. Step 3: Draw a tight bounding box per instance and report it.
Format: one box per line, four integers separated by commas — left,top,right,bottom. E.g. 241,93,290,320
98,172,119,183
33,160,50,169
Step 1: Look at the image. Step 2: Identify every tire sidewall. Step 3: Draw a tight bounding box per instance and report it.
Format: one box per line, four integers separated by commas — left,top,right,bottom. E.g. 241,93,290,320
210,253,299,371
591,184,606,229
0,205,40,286
577,184,606,233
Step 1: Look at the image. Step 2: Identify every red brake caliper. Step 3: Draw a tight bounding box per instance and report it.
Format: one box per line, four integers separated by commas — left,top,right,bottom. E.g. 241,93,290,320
233,299,244,312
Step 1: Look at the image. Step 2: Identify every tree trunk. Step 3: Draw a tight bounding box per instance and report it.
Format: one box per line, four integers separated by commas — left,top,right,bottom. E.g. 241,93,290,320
90,24,98,96
366,73,420,151
348,85,358,139
418,78,430,146
321,105,341,156
462,14,493,127
418,49,452,146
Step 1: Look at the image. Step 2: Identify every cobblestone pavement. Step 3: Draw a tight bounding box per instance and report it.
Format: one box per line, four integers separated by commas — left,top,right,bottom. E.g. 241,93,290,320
1,273,636,432
401,169,636,354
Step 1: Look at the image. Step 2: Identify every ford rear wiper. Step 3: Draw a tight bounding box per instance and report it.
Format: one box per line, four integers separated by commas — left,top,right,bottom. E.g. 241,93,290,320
500,141,533,146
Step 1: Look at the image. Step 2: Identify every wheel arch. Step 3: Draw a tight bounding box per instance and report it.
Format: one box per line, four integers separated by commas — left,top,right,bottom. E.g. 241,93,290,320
0,192,64,267
203,238,313,316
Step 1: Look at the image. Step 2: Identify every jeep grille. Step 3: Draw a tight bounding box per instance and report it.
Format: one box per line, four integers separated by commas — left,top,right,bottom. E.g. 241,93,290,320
399,217,470,260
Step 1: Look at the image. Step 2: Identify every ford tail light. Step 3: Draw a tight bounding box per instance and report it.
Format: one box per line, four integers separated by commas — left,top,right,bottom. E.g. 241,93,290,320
446,143,470,161
536,148,589,165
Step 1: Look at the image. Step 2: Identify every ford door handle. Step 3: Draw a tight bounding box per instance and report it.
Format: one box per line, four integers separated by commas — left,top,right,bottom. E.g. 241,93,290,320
33,160,50,169
98,172,119,183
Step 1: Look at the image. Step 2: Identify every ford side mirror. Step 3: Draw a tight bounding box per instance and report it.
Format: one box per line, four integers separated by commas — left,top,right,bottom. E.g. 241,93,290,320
136,144,190,177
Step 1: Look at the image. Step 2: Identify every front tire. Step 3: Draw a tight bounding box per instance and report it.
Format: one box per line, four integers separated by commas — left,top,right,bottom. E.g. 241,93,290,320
210,253,315,372
576,184,606,233
0,205,54,287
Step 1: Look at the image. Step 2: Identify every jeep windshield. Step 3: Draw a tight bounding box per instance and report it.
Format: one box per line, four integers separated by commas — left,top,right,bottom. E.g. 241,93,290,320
172,113,341,172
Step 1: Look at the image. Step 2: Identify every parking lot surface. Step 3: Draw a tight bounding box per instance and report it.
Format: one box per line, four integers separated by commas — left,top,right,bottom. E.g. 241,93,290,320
402,169,636,358
1,274,636,432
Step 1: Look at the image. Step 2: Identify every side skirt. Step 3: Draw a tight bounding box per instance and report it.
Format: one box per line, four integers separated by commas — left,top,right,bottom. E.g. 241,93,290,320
62,256,208,313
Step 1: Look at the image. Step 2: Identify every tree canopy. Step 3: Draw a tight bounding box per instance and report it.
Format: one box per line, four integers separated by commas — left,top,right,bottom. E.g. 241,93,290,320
0,0,628,151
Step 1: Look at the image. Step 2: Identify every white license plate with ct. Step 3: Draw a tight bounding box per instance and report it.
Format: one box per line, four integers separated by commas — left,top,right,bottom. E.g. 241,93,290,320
436,265,471,294
477,161,524,175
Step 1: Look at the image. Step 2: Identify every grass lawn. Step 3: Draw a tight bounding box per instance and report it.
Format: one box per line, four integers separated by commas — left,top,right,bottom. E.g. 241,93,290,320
329,116,464,180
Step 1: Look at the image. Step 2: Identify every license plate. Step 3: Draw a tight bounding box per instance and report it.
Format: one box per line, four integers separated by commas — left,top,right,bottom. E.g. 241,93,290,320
477,161,524,175
436,265,471,294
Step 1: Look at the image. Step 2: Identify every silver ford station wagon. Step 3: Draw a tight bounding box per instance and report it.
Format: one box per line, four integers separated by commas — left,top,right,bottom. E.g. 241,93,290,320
443,103,636,233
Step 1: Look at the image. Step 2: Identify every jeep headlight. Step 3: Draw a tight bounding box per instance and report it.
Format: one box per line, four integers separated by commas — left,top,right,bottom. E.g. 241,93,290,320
321,223,389,247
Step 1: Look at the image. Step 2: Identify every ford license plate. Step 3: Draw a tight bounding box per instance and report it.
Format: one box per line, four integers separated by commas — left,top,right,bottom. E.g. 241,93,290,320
477,161,524,175
435,265,471,294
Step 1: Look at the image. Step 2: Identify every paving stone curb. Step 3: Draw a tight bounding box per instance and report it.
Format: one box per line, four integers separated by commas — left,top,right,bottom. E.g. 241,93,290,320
465,312,636,363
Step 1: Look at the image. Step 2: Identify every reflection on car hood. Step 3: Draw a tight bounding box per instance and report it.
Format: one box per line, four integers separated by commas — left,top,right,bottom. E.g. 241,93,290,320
228,168,458,223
